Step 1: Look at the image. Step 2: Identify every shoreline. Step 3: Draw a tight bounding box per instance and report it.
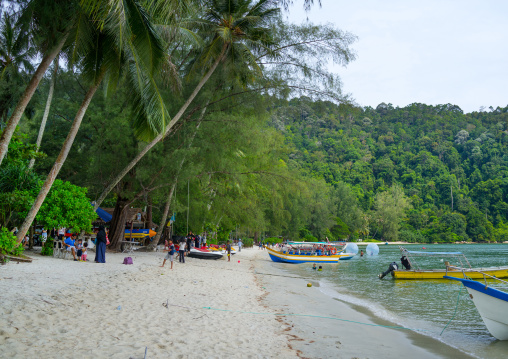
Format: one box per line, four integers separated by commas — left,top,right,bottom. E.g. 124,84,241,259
255,250,477,359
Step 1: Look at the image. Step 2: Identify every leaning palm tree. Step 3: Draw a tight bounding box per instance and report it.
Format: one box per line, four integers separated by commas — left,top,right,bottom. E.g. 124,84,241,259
0,0,187,165
0,0,73,165
93,0,280,210
15,0,172,243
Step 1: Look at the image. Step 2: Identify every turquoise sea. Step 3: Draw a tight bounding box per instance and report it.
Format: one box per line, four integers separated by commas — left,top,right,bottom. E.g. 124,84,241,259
281,244,508,358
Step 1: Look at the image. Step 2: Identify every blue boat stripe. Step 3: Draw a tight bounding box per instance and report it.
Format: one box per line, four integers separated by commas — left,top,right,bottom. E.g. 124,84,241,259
445,276,508,302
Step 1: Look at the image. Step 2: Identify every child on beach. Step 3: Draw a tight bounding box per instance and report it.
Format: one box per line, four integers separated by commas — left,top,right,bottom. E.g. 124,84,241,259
82,242,88,261
76,239,83,261
160,240,175,269
226,240,231,262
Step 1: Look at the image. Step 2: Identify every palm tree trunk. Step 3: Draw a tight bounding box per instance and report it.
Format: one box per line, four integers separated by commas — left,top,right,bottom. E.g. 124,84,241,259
93,46,227,210
28,57,59,170
0,33,68,166
149,182,177,250
16,76,103,243
147,109,206,251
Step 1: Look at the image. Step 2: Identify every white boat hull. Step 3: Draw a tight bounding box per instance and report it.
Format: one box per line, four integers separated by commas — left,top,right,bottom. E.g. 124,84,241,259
446,276,508,340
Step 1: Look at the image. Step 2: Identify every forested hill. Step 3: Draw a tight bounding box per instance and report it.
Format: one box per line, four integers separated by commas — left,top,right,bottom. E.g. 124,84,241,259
271,99,508,243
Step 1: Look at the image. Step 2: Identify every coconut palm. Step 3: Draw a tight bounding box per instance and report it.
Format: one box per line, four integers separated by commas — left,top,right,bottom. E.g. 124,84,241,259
0,13,34,80
0,0,73,165
93,0,280,210
15,0,174,243
0,0,185,166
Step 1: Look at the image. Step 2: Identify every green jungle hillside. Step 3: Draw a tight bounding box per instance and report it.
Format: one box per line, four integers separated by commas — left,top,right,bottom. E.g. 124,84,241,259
271,98,508,243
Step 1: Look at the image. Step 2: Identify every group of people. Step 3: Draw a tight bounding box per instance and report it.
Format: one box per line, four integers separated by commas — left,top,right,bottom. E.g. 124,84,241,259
59,226,108,263
60,234,89,261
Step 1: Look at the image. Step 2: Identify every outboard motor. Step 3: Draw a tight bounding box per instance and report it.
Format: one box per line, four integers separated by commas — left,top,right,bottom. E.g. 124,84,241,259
379,262,398,279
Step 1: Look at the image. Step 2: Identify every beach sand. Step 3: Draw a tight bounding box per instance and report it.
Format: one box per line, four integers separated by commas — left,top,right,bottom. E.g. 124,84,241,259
1,247,476,358
0,248,292,358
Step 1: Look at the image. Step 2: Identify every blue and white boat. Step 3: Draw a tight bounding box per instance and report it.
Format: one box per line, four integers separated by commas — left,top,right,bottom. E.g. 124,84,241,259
445,268,508,340
266,242,355,264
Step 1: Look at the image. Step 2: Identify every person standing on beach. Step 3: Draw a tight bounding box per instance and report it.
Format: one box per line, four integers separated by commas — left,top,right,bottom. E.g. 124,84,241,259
160,240,175,269
238,239,242,252
58,227,66,241
178,238,186,263
226,240,231,262
95,226,107,263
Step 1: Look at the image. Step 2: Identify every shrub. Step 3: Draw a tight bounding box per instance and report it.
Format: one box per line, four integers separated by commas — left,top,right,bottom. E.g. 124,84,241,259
41,237,54,256
265,237,284,244
303,234,318,242
241,238,253,247
0,227,23,257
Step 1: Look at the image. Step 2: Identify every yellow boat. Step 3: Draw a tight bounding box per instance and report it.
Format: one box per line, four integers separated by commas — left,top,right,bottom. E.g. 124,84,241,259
391,247,508,280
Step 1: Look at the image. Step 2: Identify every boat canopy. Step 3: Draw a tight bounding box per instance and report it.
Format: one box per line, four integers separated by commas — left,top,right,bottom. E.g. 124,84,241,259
400,246,471,270
406,250,463,255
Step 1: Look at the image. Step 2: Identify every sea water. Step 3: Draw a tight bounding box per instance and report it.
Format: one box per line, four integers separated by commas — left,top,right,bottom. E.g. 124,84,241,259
282,244,508,358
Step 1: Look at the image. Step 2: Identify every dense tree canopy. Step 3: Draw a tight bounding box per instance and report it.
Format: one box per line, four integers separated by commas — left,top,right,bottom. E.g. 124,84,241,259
1,1,507,250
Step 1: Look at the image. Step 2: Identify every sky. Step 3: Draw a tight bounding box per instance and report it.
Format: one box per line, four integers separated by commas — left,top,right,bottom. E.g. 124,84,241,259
286,0,508,113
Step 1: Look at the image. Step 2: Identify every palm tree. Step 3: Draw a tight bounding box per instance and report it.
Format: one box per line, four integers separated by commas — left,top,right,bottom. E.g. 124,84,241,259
0,13,35,123
15,0,173,243
0,0,73,165
0,0,185,165
93,0,280,210
0,13,34,80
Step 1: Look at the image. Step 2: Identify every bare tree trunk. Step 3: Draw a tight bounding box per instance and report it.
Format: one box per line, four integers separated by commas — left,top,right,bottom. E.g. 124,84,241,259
29,57,59,169
108,196,129,251
93,46,227,210
0,34,68,166
16,77,103,243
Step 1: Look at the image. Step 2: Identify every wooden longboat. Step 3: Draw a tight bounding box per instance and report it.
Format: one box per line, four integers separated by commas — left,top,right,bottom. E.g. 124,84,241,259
393,246,508,279
266,242,355,264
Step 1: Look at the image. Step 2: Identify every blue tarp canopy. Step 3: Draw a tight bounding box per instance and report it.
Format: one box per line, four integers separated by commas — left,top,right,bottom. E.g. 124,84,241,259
95,206,112,222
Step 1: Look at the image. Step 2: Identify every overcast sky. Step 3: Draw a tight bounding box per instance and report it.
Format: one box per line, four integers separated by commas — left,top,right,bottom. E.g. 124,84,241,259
287,0,508,113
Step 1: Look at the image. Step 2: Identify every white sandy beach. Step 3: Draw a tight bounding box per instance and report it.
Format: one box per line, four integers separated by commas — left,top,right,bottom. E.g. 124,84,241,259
1,247,476,359
0,248,293,358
